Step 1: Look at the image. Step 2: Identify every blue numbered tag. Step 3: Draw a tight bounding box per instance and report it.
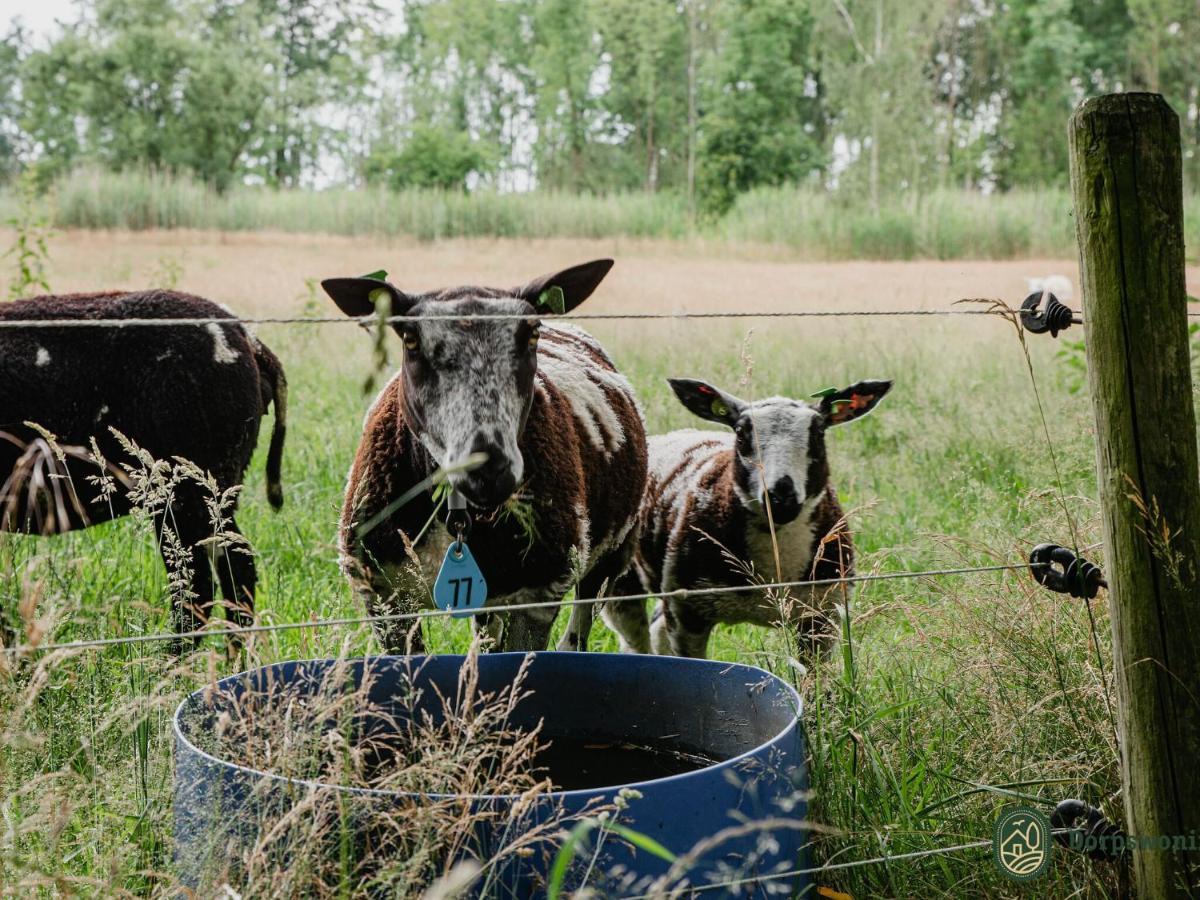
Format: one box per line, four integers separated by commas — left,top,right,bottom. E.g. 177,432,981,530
433,540,488,618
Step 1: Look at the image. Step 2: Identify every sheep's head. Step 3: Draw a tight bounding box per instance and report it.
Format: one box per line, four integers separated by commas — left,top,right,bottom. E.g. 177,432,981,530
323,260,614,509
667,378,892,525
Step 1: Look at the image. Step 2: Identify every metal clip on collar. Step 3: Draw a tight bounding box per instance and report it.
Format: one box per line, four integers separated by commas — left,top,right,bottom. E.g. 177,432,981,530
445,487,471,547
1030,543,1106,599
1019,291,1081,338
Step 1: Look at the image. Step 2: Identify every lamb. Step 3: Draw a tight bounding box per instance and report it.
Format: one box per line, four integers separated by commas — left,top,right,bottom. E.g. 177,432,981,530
0,290,288,649
602,377,891,659
322,259,647,653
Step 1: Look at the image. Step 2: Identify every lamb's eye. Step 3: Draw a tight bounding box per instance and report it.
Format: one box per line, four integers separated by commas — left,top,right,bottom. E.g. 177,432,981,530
403,333,419,352
529,326,541,349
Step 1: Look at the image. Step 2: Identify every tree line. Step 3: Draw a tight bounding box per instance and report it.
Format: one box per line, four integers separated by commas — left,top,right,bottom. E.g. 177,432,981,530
1,0,1197,214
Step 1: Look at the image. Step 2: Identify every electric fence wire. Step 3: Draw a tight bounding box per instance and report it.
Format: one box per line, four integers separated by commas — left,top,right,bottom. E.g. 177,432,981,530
2,561,1050,657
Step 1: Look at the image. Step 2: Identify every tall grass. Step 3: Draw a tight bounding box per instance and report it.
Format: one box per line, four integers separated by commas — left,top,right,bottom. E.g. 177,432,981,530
5,167,1197,259
1,308,1131,896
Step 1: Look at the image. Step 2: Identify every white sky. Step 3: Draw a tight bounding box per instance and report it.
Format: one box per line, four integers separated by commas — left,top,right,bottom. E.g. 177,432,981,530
8,0,78,43
7,0,409,44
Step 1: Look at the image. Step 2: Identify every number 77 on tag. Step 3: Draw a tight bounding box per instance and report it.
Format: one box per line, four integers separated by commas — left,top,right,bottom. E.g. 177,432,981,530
433,540,489,618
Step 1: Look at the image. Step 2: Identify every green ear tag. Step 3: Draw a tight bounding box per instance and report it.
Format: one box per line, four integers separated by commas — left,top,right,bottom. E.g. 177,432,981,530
811,387,839,400
537,285,566,315
361,269,388,281
711,399,728,417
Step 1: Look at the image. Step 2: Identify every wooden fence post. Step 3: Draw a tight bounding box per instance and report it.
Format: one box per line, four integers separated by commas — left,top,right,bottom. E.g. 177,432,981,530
1069,92,1200,896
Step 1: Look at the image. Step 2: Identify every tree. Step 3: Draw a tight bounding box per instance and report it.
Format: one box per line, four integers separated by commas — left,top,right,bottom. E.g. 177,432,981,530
0,26,26,183
247,0,385,187
362,124,492,190
696,0,823,215
530,0,604,191
19,0,269,190
595,0,688,192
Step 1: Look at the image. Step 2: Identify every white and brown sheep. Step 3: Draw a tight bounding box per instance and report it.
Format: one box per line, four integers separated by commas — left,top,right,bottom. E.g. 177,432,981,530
603,377,891,659
322,259,647,653
0,290,288,648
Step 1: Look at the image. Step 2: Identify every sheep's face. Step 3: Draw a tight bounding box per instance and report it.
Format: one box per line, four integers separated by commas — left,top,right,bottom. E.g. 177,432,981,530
322,260,615,510
729,399,824,524
397,293,538,508
667,378,894,526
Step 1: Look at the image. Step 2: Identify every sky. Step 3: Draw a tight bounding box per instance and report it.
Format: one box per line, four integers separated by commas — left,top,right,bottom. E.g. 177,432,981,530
8,0,410,44
8,0,78,43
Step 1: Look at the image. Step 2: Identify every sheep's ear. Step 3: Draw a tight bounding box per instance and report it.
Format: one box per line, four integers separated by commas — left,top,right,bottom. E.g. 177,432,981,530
668,378,745,427
815,379,893,426
516,259,614,314
321,275,414,319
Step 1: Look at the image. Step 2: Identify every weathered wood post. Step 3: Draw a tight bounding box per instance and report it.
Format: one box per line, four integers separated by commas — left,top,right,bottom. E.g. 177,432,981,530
1070,92,1200,896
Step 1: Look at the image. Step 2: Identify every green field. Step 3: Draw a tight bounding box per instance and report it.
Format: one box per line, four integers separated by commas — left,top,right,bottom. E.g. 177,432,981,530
7,168,1200,263
0,281,1135,896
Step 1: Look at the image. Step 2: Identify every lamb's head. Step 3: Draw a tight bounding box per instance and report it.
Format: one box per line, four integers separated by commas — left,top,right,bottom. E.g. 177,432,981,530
667,378,892,525
323,259,613,508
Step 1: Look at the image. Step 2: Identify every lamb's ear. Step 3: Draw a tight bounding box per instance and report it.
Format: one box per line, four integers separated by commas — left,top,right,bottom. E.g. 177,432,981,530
668,378,745,427
321,275,414,319
816,379,893,426
516,259,614,314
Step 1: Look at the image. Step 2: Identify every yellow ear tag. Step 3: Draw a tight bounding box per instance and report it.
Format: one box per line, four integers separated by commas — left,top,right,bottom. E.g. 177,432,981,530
711,399,728,417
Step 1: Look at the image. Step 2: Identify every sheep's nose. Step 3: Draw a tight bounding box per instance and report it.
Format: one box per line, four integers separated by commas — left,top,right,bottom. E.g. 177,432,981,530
461,436,518,508
765,476,801,524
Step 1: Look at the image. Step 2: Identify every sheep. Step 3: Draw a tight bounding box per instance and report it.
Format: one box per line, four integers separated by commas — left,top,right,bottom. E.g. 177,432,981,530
602,377,891,659
322,259,647,653
1025,275,1073,302
0,290,288,649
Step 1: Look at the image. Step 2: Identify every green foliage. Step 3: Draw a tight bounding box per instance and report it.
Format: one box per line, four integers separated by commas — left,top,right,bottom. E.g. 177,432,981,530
8,169,1200,261
363,126,492,191
696,0,823,215
4,0,1200,209
3,172,52,300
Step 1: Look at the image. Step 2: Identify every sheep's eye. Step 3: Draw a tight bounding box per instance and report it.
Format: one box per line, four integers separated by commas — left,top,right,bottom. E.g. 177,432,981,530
528,326,541,349
403,333,419,352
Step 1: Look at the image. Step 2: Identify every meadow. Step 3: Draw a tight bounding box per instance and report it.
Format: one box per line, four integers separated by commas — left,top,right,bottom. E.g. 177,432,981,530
7,169,1200,262
3,228,1198,896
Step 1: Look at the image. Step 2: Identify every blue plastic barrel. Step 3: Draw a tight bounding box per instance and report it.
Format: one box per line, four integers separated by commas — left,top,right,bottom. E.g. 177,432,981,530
174,652,808,897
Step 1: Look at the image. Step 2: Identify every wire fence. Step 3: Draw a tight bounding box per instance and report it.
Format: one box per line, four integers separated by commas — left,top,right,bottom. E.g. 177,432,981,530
1,303,1197,328
1,561,1049,657
0,286,1128,896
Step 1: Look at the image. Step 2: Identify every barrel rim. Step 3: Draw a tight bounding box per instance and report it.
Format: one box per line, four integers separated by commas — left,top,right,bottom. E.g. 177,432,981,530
173,651,803,802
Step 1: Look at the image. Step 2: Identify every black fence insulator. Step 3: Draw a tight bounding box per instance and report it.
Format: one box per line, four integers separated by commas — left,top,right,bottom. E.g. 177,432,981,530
1019,291,1081,338
1030,544,1107,599
1052,799,1126,861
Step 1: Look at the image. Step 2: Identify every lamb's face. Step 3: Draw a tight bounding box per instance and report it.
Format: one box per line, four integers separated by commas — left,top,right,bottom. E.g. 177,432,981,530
666,376,893,528
730,398,825,525
399,293,540,509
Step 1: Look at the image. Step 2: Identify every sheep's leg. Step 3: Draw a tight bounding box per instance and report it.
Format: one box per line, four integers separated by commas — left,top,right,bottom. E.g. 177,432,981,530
599,569,651,653
213,517,256,639
344,556,427,654
158,501,216,656
659,596,714,659
558,603,593,651
558,566,619,651
500,606,558,652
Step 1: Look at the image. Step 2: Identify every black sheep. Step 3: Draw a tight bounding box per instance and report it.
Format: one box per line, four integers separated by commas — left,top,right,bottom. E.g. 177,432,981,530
0,290,287,649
